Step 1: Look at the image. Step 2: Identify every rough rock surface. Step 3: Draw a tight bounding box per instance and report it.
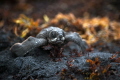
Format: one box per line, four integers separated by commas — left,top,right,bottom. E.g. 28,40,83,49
0,42,120,80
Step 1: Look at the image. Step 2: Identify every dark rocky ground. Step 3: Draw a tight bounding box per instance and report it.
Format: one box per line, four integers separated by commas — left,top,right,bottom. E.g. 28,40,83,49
0,0,120,80
0,42,120,80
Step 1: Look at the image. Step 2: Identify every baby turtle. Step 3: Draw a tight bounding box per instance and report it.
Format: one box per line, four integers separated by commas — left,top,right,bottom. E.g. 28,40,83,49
10,26,87,56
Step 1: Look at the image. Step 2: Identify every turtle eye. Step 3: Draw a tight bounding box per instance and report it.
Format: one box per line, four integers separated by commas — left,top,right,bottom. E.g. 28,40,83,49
62,32,65,37
50,31,58,38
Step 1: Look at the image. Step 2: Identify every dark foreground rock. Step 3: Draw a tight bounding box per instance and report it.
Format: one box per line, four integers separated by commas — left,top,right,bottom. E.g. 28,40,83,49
0,43,120,80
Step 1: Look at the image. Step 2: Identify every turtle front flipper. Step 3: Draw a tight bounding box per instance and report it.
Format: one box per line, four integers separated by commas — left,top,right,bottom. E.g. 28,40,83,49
10,36,47,56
